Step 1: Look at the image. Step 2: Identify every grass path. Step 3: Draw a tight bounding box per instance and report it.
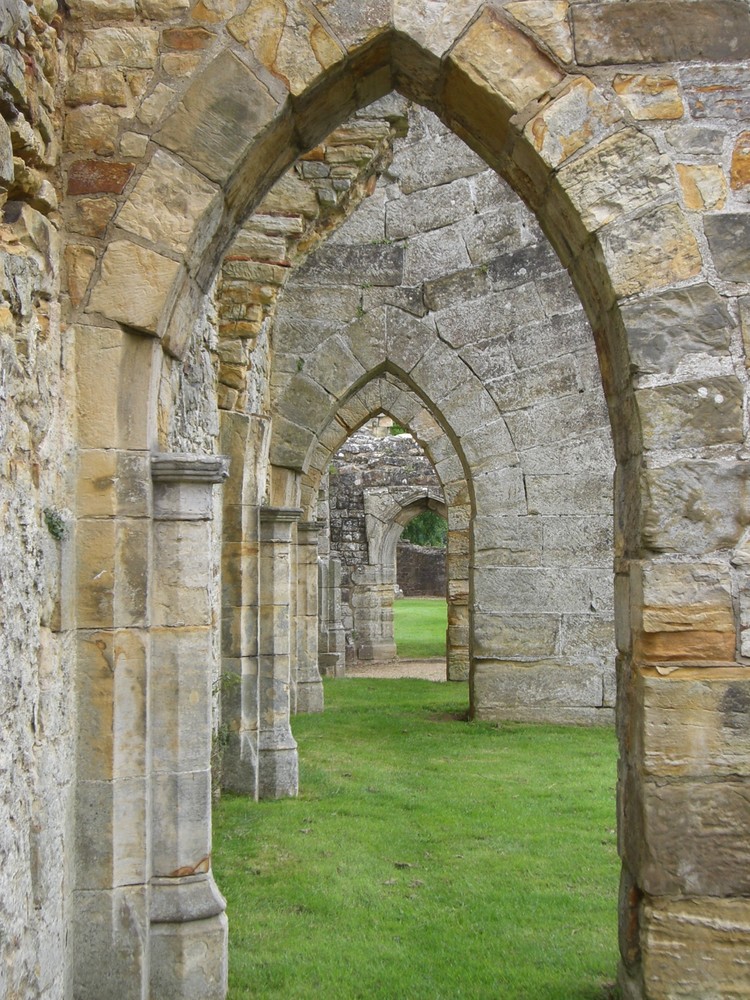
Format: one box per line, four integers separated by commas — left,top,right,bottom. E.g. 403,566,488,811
393,597,447,659
214,679,619,999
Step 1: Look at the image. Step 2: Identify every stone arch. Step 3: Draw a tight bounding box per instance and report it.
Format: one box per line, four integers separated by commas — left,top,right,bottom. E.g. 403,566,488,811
66,6,750,999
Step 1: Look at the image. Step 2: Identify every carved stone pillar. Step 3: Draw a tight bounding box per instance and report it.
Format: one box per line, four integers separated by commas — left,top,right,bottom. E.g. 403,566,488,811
149,454,229,1000
318,554,346,677
295,521,324,713
258,506,301,798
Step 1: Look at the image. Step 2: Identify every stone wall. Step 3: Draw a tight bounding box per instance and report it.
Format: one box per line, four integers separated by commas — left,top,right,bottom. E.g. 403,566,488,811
0,3,746,998
0,4,73,998
272,104,617,712
397,541,446,598
327,417,444,660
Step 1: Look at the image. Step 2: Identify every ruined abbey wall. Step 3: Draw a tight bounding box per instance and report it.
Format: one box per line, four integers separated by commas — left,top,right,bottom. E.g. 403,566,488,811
0,2,749,998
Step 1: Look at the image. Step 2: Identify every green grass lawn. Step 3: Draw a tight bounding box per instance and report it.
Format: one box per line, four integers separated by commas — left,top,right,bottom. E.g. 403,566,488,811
214,679,620,1000
394,597,447,659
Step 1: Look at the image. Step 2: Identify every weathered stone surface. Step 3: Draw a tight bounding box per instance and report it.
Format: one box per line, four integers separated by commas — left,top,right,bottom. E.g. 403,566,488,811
620,283,734,374
573,2,750,65
445,5,563,119
558,129,673,232
385,177,473,239
67,159,135,196
731,131,750,191
641,897,750,999
156,51,280,183
116,149,220,254
87,240,181,334
525,76,619,169
228,0,345,96
676,163,727,211
64,105,125,156
296,244,403,286
65,244,97,307
140,0,192,15
683,64,750,121
613,73,683,120
642,460,750,554
637,376,744,450
77,27,160,69
601,203,702,298
504,1,573,63
472,659,612,724
704,213,750,282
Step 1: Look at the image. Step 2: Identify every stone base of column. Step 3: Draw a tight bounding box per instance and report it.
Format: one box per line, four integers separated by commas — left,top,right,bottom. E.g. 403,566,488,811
617,963,643,1000
221,731,258,797
319,651,345,677
296,677,324,713
258,738,298,799
150,875,228,1000
357,640,397,661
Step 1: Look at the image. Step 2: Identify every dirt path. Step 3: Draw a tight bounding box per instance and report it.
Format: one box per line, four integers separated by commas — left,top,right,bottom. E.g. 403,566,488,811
344,658,447,681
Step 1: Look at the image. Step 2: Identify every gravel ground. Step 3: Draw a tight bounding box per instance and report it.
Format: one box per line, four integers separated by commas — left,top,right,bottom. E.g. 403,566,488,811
344,658,446,681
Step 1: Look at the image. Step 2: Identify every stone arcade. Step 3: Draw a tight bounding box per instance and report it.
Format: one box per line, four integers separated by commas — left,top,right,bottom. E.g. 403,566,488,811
2,2,750,998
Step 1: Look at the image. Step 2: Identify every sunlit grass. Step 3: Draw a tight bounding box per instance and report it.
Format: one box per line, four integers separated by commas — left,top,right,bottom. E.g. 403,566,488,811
394,597,447,659
214,679,619,999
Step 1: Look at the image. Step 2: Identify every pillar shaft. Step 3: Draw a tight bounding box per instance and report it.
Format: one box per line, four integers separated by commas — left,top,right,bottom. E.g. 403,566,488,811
258,506,301,798
295,521,324,713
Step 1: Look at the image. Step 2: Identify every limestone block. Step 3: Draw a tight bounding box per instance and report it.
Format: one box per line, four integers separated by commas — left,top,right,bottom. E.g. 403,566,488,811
67,195,117,237
522,428,614,477
435,283,543,348
139,0,191,15
76,628,148,783
403,222,472,283
600,203,702,298
731,131,750,191
637,375,743,450
639,776,750,896
641,897,750,999
527,472,613,521
309,0,390,49
504,391,608,451
676,164,727,212
385,177,473,239
304,334,365,398
71,0,136,17
643,460,750,555
613,74,683,120
384,307,436,373
75,777,148,890
297,243,403,286
64,105,126,156
77,27,160,69
620,283,733,374
504,1,573,63
76,518,149,629
151,628,213,774
116,149,220,255
410,343,477,408
445,6,563,120
150,913,228,1000
71,886,148,1000
683,64,750,121
228,0,345,96
156,50,280,183
474,566,612,615
68,159,135,196
519,76,617,167
87,240,181,334
151,769,212,877
393,0,482,58
704,213,750,282
422,263,490,313
76,325,154,449
152,521,213,627
572,1,750,64
487,353,579,412
557,129,672,233
560,614,615,659
473,514,543,565
65,244,97,307
542,515,613,567
65,68,130,108
221,606,258,660
342,307,387,371
473,611,559,658
472,659,610,723
638,670,750,778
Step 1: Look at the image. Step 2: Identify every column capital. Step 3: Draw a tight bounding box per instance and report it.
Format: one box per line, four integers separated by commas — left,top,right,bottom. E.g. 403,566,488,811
151,453,229,521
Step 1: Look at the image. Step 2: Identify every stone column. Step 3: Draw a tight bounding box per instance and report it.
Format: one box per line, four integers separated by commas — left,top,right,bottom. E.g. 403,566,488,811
318,554,346,676
149,454,229,1000
258,506,301,798
295,521,324,713
352,564,398,661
